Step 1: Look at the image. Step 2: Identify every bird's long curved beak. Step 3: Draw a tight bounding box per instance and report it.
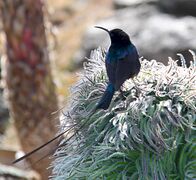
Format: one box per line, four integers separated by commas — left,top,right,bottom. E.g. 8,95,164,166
94,26,109,33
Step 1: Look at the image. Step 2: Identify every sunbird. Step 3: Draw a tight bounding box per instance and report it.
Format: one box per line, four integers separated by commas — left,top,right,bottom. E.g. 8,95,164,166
13,26,141,164
95,26,141,110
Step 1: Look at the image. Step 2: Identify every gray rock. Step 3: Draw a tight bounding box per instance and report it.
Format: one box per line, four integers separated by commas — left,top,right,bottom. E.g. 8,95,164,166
74,4,196,68
113,0,158,9
158,0,196,16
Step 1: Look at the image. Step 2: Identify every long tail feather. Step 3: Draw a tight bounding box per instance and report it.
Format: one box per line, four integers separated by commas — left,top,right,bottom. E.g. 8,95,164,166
12,125,76,164
12,109,96,164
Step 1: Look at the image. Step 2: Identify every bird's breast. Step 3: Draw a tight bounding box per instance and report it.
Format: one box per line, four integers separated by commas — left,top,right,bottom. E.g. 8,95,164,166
106,44,136,63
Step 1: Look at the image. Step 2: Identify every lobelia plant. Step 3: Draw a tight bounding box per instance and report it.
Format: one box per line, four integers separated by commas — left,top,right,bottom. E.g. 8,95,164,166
51,48,196,180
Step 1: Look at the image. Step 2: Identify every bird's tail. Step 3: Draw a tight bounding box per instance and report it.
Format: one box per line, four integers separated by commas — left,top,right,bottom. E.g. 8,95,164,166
96,83,115,110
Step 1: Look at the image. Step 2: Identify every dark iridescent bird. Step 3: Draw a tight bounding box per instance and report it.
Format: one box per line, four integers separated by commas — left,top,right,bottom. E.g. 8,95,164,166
95,26,141,110
13,26,141,165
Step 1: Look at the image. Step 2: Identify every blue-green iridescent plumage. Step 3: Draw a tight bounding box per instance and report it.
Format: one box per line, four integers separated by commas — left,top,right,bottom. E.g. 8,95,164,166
106,44,135,63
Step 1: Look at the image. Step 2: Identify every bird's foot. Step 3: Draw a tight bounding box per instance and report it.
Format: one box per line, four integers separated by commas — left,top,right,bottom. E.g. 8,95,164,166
132,79,142,95
120,89,127,101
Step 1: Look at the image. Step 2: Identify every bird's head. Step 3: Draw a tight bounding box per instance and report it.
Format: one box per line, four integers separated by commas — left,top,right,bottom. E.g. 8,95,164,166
95,26,131,46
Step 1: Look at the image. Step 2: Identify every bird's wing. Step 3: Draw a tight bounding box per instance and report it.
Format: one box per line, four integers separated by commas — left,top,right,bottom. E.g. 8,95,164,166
115,48,140,90
105,56,117,85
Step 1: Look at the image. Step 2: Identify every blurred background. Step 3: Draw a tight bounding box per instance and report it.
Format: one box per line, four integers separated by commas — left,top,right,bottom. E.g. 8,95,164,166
0,0,196,179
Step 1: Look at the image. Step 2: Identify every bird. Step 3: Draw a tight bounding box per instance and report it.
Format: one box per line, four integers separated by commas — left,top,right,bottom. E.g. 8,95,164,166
13,26,141,165
95,26,141,110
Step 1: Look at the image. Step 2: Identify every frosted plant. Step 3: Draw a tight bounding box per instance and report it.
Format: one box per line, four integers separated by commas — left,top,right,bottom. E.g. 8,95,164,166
51,48,196,180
